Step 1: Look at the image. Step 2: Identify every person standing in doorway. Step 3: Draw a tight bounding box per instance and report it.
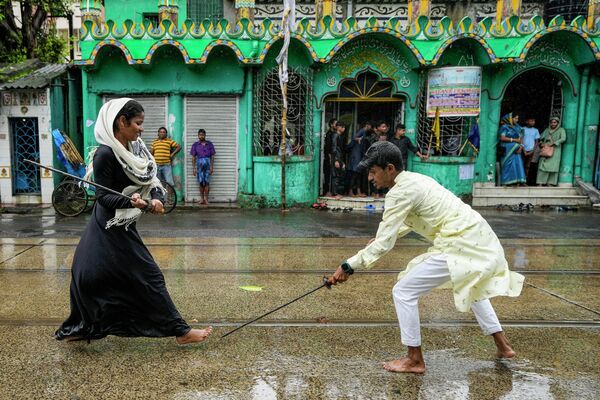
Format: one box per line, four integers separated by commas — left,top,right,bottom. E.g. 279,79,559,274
191,129,216,205
150,127,181,187
323,118,337,196
330,121,347,199
498,113,526,186
347,121,371,197
537,117,566,187
521,117,540,185
373,120,390,197
389,124,427,170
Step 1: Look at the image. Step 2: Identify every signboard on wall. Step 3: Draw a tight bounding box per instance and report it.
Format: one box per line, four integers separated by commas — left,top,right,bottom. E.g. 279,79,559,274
426,66,482,117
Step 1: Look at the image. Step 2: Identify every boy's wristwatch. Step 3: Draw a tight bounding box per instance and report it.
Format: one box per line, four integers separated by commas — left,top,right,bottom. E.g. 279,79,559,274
341,261,354,275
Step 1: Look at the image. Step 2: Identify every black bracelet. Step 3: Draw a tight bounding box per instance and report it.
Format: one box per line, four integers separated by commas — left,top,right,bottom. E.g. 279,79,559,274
341,261,354,275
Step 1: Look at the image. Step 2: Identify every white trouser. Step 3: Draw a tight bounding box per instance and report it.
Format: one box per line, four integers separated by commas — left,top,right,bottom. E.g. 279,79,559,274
392,255,502,347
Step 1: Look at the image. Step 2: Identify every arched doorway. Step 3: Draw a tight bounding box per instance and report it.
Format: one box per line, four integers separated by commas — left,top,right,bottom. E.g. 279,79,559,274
501,69,563,128
324,70,405,137
498,68,565,185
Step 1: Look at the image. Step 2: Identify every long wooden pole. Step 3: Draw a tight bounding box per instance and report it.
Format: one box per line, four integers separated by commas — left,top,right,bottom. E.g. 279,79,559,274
281,82,288,211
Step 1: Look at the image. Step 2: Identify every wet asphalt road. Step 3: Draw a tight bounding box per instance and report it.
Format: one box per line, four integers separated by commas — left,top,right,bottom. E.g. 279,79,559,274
0,207,599,399
1,207,599,239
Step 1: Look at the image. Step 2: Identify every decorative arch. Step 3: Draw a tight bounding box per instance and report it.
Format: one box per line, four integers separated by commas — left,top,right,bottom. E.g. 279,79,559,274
519,27,599,63
143,39,190,64
80,40,135,66
431,34,497,66
258,35,320,64
319,67,408,104
320,29,426,65
499,65,576,100
199,40,248,64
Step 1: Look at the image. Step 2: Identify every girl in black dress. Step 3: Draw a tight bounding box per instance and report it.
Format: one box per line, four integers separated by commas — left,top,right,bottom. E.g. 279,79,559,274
55,98,212,344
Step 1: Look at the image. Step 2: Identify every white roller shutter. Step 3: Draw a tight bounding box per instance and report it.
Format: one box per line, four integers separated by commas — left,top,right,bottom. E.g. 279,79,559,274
185,96,238,203
103,95,167,149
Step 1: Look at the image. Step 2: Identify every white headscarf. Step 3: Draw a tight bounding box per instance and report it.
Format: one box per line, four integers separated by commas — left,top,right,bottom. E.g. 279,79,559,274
86,98,164,230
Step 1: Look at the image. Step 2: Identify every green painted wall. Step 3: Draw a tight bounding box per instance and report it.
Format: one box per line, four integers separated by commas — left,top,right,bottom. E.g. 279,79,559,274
78,19,600,205
253,157,315,205
251,40,317,204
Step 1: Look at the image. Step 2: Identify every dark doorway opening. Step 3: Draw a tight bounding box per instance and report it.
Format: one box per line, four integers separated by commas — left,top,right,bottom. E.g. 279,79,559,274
501,69,563,132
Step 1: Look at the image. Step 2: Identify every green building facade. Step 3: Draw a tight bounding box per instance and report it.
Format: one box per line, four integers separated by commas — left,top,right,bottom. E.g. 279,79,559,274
76,1,600,205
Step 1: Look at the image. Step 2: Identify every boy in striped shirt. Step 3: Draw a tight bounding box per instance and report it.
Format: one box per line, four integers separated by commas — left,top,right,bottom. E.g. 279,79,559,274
150,127,181,187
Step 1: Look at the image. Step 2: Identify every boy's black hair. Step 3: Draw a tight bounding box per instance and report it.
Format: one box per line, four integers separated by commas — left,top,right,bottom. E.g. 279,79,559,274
328,118,337,126
395,124,406,130
198,128,206,134
376,120,388,128
158,126,168,133
358,141,404,172
336,121,347,128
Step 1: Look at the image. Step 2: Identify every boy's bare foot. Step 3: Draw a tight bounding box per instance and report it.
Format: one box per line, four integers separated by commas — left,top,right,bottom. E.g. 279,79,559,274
493,331,516,358
382,357,426,374
176,326,213,345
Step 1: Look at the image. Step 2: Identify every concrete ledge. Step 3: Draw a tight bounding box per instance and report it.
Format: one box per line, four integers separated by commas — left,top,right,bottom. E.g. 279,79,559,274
318,196,385,211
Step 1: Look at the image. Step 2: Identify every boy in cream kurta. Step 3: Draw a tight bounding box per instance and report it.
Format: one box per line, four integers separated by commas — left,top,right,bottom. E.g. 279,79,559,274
328,141,524,374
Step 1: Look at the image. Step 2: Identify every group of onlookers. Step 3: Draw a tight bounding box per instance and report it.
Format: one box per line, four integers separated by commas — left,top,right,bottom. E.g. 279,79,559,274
322,118,426,198
150,127,216,204
498,113,565,186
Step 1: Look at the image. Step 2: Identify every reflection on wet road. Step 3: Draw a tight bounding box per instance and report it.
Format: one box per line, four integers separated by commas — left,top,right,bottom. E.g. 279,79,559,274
1,235,599,399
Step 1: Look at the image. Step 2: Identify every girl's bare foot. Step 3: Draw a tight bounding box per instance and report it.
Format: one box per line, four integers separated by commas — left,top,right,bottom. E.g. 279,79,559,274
176,326,213,345
493,331,516,358
382,357,426,374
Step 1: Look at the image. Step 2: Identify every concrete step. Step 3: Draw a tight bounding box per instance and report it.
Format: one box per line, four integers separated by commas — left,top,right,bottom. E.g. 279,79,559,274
472,183,590,207
472,195,590,207
317,196,385,211
472,186,581,197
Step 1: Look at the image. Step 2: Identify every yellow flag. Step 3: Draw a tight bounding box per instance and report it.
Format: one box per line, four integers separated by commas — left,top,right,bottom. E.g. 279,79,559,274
432,107,441,152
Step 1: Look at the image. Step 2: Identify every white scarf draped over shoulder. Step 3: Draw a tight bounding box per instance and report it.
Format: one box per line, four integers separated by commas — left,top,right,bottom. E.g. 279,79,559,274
85,98,164,230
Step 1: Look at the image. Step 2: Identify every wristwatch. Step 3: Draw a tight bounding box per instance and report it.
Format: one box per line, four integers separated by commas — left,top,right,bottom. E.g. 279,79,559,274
340,261,354,275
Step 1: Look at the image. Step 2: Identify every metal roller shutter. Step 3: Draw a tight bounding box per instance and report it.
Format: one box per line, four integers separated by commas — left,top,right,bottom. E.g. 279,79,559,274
103,95,167,149
185,96,238,203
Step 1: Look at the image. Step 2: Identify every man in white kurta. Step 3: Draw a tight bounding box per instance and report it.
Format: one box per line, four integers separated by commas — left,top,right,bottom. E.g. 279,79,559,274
328,141,524,374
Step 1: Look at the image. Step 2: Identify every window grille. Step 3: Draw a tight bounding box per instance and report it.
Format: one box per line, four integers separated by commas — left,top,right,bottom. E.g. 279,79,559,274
416,77,475,157
143,13,159,27
253,67,314,156
187,0,223,23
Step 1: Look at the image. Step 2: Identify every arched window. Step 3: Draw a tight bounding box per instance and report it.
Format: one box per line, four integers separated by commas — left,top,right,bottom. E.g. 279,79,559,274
253,67,314,156
337,71,394,100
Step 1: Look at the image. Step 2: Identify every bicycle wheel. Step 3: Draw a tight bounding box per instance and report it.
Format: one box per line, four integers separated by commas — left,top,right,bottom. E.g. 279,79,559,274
52,180,89,217
160,181,177,214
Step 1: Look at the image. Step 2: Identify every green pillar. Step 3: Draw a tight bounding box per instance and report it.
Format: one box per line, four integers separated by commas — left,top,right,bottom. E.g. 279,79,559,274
82,71,104,159
404,98,418,171
574,66,590,180
168,94,184,200
50,76,66,186
560,88,578,184
582,74,600,182
313,105,323,198
67,68,82,153
478,80,503,184
239,67,253,194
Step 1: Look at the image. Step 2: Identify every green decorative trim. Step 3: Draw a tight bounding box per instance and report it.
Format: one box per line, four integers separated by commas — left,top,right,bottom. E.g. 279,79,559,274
75,14,600,66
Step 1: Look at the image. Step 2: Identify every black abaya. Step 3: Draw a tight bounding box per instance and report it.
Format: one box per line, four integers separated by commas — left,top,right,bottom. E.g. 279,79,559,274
55,145,191,340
